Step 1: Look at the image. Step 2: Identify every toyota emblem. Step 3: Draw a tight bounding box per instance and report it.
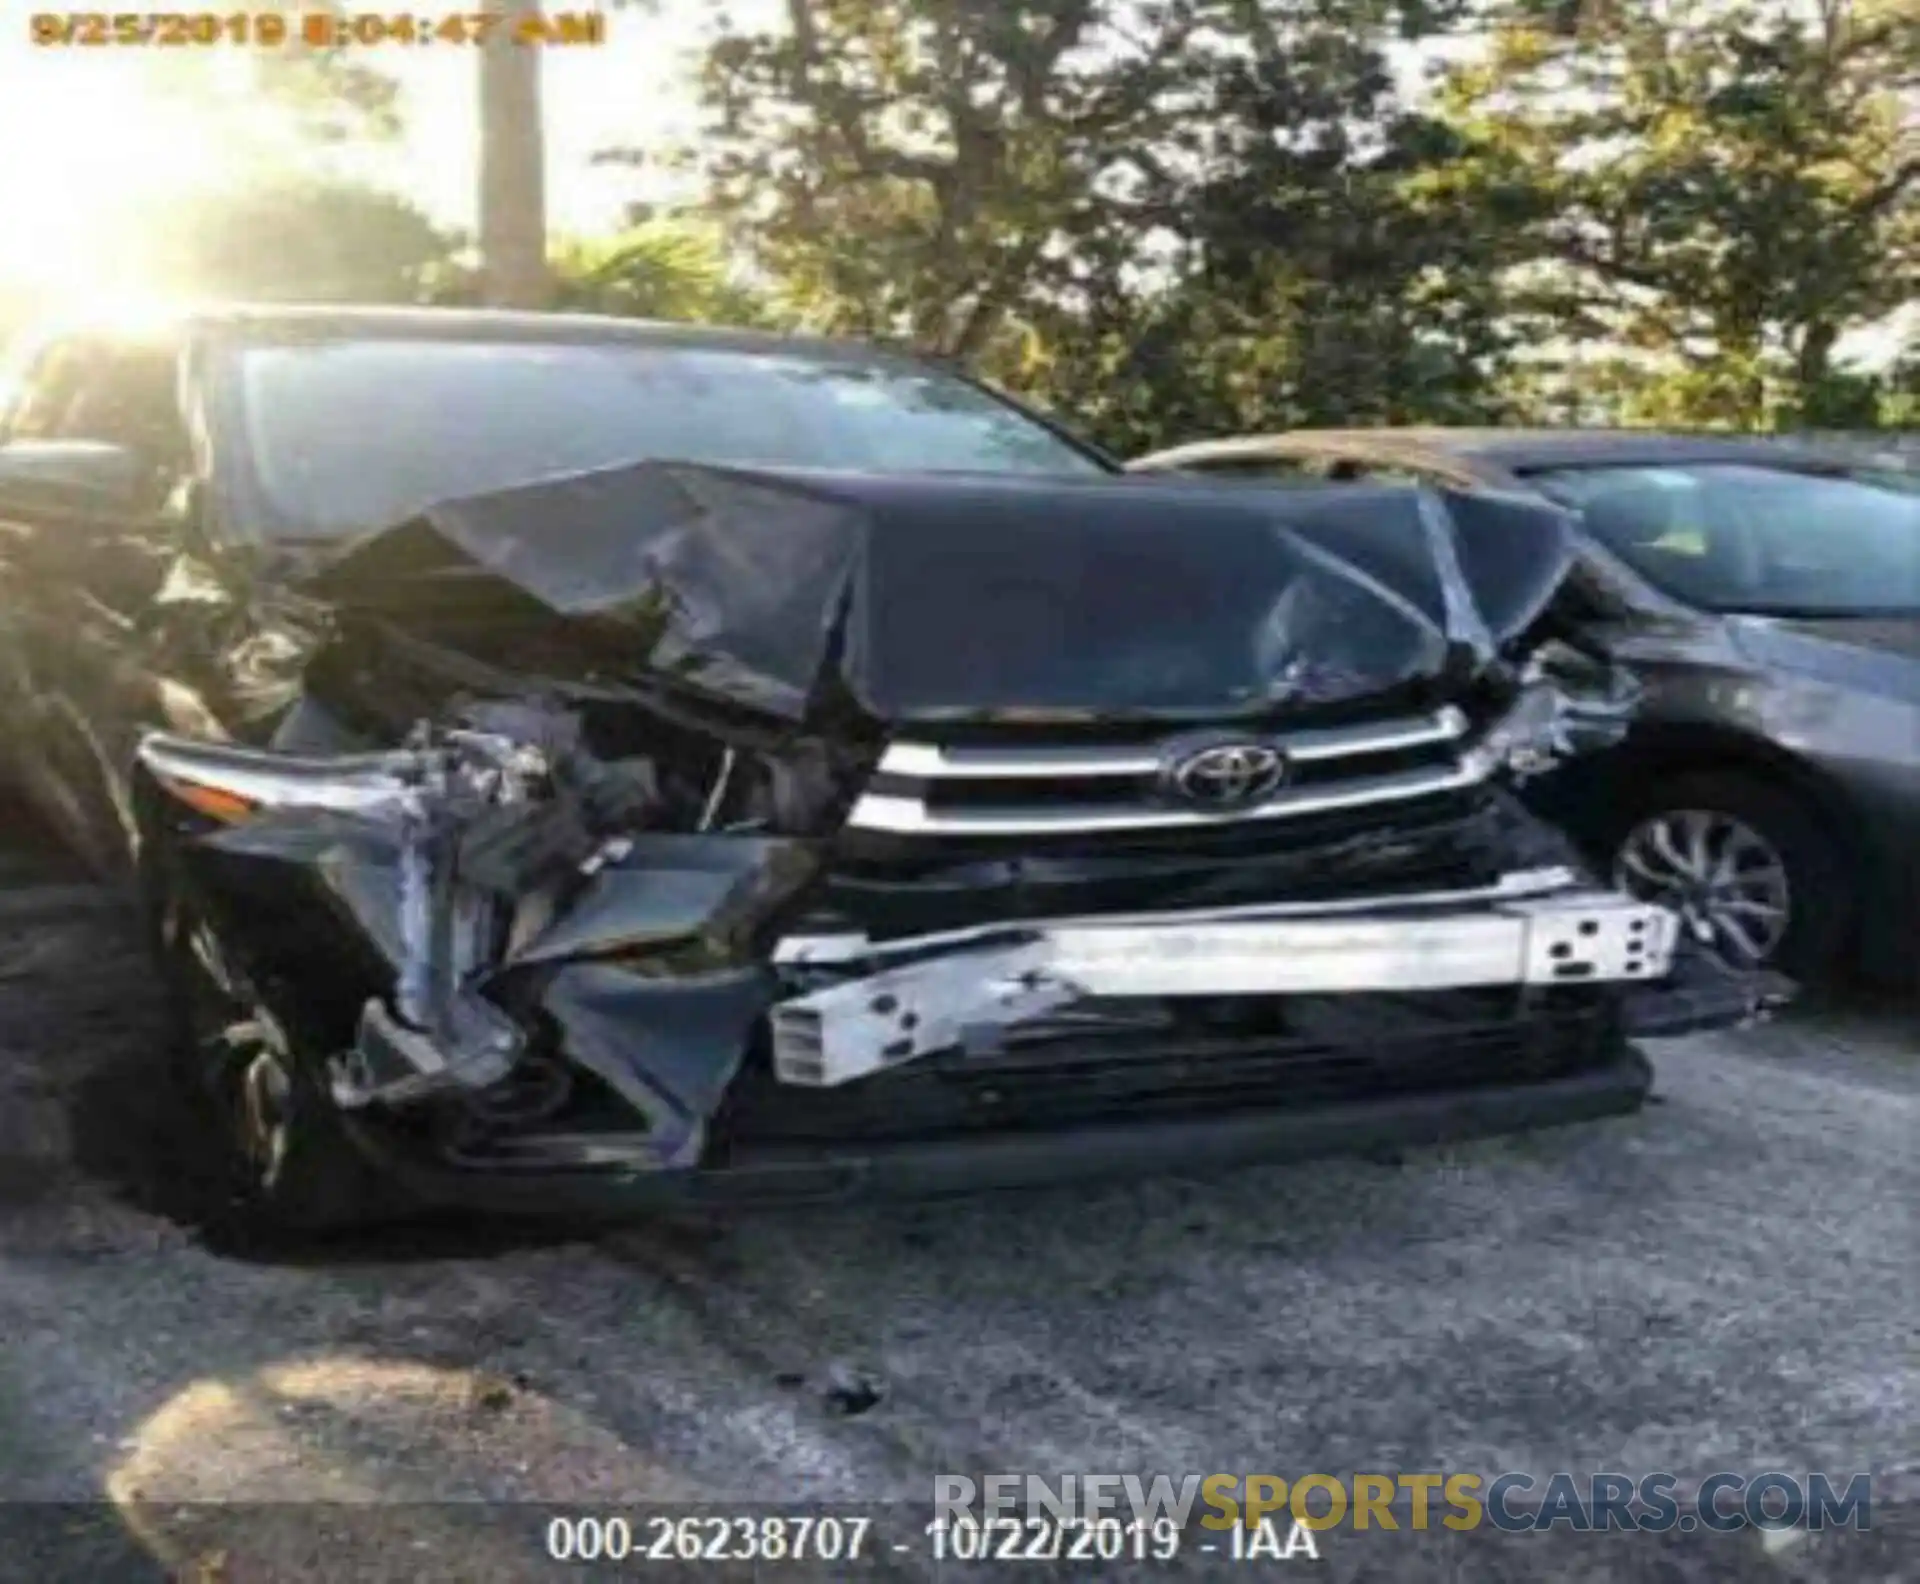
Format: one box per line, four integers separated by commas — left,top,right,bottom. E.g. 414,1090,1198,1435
1160,737,1289,811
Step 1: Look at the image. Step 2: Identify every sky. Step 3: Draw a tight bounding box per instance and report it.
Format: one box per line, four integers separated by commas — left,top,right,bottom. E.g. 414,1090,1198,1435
0,2,711,291
379,2,715,233
0,3,1907,366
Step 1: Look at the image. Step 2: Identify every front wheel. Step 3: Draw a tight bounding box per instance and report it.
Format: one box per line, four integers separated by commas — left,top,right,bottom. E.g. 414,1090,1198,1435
1607,771,1852,982
144,869,387,1235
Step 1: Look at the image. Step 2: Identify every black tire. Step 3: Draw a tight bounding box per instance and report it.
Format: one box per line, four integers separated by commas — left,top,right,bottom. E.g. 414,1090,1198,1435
141,858,387,1236
1603,769,1853,982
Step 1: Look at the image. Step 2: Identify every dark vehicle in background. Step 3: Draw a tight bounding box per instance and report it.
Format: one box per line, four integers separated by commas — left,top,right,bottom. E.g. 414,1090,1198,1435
0,312,1764,1232
1132,431,1920,988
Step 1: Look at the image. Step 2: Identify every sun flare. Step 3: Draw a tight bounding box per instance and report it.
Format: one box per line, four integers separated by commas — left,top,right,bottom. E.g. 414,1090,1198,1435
0,49,252,307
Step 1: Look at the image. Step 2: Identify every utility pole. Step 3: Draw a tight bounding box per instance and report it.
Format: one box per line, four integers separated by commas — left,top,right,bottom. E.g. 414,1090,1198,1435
477,19,549,307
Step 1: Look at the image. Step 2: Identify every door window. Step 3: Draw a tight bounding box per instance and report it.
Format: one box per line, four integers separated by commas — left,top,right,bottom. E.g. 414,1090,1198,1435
54,342,189,467
4,338,93,441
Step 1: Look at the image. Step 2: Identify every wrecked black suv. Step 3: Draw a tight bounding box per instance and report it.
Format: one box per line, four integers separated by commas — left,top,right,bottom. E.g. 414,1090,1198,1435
0,307,1766,1230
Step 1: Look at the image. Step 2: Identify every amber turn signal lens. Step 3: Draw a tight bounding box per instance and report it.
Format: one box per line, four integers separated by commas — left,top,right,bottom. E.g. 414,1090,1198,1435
157,775,257,825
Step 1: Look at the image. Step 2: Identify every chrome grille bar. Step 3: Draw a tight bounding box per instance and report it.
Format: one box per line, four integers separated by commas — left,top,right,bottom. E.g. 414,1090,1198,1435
847,708,1484,836
874,706,1468,780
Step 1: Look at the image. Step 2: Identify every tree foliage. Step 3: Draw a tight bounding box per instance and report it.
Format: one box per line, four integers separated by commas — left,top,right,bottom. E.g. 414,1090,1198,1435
1435,0,1920,427
547,221,774,323
685,0,1208,357
137,178,451,303
1024,18,1530,451
675,0,1531,450
41,0,1913,445
420,220,774,324
655,0,1919,444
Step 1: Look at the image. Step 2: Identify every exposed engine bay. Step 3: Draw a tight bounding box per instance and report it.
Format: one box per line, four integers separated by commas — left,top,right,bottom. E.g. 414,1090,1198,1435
132,463,1776,1188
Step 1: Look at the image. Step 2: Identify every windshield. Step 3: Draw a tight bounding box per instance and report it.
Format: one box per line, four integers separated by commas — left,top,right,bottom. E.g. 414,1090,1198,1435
1530,462,1920,616
228,337,1107,538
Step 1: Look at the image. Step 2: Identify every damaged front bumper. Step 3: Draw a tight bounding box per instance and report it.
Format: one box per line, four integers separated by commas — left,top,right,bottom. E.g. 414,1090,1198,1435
339,1046,1659,1214
138,722,1777,1214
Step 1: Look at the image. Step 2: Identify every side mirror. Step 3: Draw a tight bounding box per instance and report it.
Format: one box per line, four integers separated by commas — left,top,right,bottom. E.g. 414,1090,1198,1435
0,439,146,522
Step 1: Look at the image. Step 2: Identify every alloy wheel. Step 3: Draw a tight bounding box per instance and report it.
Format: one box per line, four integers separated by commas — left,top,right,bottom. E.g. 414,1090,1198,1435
165,899,297,1190
235,1038,294,1183
1613,808,1792,967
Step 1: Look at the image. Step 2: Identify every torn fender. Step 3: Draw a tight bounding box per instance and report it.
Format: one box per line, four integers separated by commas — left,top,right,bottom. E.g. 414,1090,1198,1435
138,723,824,1169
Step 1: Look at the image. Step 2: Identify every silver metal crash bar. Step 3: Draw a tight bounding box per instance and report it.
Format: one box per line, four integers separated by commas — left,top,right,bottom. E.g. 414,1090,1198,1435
770,883,1679,1087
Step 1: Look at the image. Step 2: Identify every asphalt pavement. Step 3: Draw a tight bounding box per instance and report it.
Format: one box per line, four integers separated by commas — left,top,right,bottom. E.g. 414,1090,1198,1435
0,828,1913,1581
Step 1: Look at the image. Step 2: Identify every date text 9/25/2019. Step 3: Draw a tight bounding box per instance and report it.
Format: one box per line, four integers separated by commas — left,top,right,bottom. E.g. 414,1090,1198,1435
30,12,608,48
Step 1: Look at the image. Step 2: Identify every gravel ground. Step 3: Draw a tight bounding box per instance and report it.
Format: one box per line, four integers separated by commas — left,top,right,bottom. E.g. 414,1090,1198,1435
0,829,1913,1582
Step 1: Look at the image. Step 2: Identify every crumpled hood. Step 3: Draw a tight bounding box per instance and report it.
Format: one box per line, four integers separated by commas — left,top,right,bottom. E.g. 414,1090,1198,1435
302,462,1580,727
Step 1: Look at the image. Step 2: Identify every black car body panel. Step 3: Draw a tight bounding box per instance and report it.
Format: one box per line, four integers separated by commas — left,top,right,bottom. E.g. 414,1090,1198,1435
0,316,1773,1213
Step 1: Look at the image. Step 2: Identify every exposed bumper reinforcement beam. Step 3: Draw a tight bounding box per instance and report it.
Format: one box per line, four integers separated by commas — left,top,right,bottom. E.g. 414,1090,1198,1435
770,884,1678,1087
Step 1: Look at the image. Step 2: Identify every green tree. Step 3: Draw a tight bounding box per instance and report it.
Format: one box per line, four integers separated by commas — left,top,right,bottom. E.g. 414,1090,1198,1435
676,0,1511,452
682,0,1229,359
1879,341,1920,426
547,221,775,323
1438,0,1920,428
1041,18,1524,450
421,218,774,324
